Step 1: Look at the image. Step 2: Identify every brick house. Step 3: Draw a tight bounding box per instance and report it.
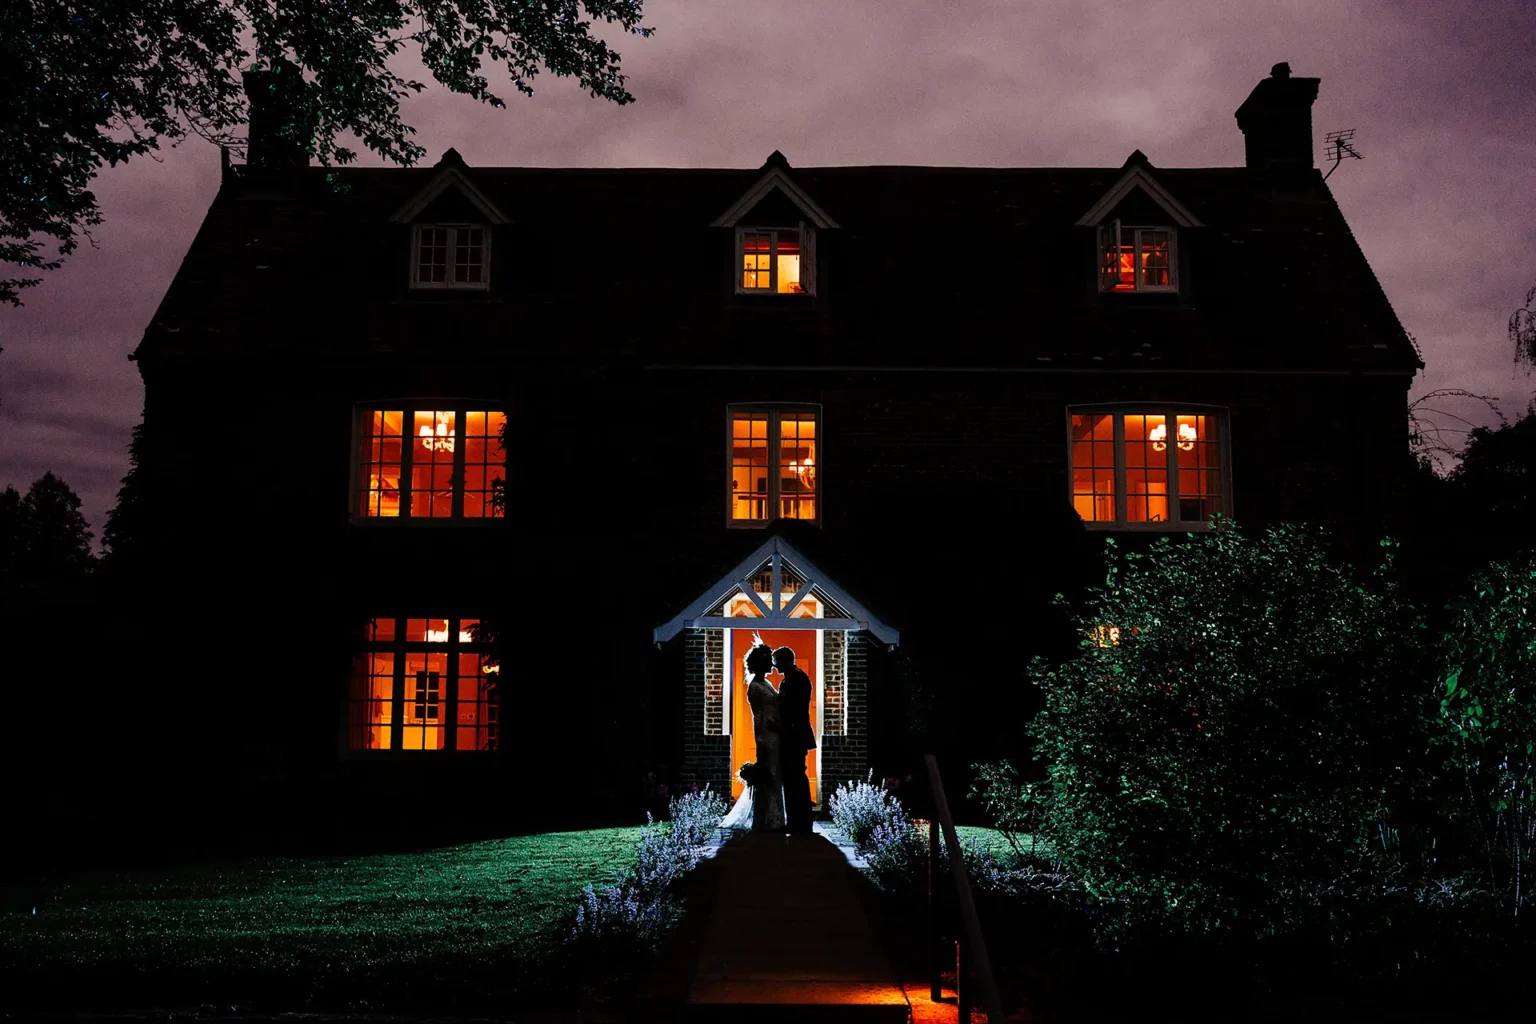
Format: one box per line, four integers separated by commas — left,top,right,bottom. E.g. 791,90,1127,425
129,62,1420,819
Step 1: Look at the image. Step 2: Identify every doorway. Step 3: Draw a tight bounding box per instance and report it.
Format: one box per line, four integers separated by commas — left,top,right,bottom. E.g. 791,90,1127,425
727,627,820,805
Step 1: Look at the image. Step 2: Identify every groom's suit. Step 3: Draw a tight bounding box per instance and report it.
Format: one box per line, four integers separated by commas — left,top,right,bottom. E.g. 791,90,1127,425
777,665,815,834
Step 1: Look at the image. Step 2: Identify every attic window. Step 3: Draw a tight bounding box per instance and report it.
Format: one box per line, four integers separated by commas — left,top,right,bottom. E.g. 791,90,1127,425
736,226,815,295
413,224,489,289
1098,221,1176,293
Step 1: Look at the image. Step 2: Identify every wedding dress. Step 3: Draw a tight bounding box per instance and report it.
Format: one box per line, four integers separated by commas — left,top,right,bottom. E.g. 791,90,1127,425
720,672,786,832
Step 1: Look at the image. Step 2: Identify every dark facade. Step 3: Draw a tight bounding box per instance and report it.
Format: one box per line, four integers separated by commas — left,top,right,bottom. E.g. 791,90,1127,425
128,63,1421,826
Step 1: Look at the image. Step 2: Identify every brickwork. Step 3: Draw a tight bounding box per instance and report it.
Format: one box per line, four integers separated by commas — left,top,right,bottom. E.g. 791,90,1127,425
822,629,846,736
682,628,731,796
819,631,870,801
703,629,724,735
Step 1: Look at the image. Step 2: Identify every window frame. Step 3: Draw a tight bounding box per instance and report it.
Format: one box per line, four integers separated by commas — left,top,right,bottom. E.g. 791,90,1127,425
1065,405,1231,531
733,225,816,297
350,401,507,524
725,402,823,528
342,616,499,757
410,223,491,290
1097,219,1178,294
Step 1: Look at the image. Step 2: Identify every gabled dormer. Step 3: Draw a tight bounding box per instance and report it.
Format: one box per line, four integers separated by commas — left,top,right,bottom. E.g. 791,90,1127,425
389,148,509,291
1075,151,1202,295
710,151,838,297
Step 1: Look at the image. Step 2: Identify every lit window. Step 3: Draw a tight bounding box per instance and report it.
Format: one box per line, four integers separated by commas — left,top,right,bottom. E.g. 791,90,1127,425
1090,624,1122,647
728,406,818,525
1098,220,1176,292
736,226,814,295
412,224,488,289
1070,409,1225,529
356,405,506,520
348,617,498,752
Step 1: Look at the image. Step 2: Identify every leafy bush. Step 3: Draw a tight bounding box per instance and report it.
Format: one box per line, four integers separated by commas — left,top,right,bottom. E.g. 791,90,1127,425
969,760,1051,860
1434,550,1536,914
829,771,908,851
1016,520,1432,943
571,789,725,956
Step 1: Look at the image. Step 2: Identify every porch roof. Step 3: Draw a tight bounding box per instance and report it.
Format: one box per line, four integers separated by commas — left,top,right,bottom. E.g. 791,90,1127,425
653,534,900,645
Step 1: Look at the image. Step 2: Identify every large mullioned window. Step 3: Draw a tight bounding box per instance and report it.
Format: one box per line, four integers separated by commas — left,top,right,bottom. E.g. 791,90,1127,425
1069,408,1226,529
728,406,819,525
348,617,498,752
356,406,506,520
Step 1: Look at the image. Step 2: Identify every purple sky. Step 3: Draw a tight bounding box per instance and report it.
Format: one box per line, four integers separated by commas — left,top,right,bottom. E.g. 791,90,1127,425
3,0,1533,544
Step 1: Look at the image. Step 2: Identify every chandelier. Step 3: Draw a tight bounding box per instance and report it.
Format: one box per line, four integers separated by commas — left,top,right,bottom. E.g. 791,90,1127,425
1148,422,1197,452
419,415,455,453
787,455,815,488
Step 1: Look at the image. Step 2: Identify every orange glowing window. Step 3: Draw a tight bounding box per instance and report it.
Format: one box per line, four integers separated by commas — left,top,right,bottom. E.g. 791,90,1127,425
736,227,812,295
1068,409,1224,529
728,406,820,525
1099,221,1177,293
349,616,498,752
413,224,488,289
356,405,506,520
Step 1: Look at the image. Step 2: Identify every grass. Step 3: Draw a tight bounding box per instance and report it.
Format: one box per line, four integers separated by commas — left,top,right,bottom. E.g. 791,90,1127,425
0,826,648,1014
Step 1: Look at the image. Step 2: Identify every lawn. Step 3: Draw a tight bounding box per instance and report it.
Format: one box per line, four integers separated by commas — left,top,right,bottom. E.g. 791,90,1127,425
0,826,647,1015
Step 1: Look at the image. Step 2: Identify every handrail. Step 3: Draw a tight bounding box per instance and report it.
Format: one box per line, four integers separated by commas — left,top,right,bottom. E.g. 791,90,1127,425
924,753,1007,1024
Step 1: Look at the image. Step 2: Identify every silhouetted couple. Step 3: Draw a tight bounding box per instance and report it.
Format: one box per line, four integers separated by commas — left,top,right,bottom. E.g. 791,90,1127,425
719,635,816,836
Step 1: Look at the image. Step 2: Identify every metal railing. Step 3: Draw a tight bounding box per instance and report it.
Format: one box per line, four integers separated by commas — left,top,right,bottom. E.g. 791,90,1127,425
923,754,1007,1023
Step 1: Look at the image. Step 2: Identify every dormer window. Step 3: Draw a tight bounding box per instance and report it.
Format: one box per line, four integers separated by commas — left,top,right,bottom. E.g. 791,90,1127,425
412,224,489,289
736,226,815,295
1098,220,1176,293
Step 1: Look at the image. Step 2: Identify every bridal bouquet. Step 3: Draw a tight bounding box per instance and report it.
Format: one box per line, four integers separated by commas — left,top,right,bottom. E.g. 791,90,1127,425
737,760,766,789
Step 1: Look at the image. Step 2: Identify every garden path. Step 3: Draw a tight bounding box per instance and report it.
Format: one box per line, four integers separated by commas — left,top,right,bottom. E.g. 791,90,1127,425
680,825,911,1023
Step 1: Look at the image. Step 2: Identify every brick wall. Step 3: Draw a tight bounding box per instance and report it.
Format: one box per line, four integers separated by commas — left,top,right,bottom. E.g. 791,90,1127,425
682,629,730,796
822,629,846,736
819,631,870,801
703,629,724,735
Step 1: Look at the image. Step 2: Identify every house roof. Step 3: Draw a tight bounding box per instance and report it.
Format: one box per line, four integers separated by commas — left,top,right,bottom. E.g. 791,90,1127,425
654,525,899,645
133,152,1422,376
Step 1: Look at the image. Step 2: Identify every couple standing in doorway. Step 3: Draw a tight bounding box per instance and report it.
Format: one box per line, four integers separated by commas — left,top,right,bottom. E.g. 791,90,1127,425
720,633,816,835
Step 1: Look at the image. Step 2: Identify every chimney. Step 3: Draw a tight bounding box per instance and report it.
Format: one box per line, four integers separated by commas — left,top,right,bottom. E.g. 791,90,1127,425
242,60,315,174
1234,62,1320,173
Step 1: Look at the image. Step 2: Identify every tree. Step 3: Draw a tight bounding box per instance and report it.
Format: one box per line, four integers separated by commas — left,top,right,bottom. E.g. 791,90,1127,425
6,472,96,590
0,0,655,305
1512,283,1536,379
101,421,147,572
0,486,21,589
1435,550,1536,916
999,519,1429,943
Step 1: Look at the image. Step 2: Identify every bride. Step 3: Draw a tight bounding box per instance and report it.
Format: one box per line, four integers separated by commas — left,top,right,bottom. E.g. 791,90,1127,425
719,637,786,832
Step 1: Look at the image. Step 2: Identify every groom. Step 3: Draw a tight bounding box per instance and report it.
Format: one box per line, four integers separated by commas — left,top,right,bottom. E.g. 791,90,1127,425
772,646,815,836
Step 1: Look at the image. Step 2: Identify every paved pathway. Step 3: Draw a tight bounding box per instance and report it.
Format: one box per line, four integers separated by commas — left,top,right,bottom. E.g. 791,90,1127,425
682,826,910,1023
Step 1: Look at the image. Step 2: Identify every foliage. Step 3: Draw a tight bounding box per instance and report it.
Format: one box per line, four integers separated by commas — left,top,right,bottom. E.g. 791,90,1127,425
1,472,95,592
1448,402,1536,549
1017,518,1431,943
968,760,1051,859
572,790,724,957
1434,550,1536,914
828,771,908,852
1512,283,1536,378
100,421,147,572
0,1,655,305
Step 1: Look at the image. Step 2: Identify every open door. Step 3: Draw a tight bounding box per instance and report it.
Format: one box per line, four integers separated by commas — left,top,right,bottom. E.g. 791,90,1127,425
728,626,819,805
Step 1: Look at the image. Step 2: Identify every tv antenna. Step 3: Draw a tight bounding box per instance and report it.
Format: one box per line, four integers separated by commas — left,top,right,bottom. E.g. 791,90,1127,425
1322,128,1362,181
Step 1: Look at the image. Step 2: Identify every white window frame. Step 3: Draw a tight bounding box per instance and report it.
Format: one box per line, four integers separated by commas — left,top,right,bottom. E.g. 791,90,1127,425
1066,405,1230,531
725,403,822,528
410,223,491,290
1097,219,1178,294
733,224,816,296
351,402,507,523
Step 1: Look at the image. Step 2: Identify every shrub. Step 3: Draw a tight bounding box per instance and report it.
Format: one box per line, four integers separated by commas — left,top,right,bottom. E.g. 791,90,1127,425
1019,520,1432,943
1434,550,1536,914
571,789,725,957
829,771,908,851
